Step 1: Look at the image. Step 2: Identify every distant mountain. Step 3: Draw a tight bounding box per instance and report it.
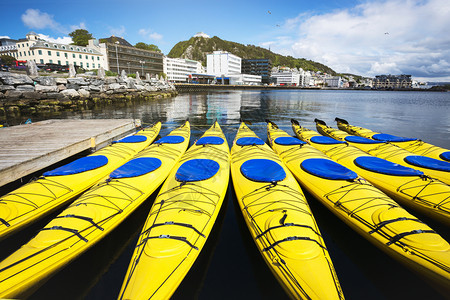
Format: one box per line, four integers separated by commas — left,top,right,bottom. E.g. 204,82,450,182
168,36,336,75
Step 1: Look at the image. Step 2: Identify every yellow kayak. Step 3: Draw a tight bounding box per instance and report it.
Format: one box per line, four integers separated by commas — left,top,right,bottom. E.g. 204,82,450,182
230,122,344,300
314,119,450,185
0,121,190,299
336,117,450,162
118,122,230,300
287,120,450,288
292,119,450,225
0,122,161,242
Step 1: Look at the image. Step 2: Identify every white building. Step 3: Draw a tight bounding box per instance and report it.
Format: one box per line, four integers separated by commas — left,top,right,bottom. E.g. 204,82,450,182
12,32,106,70
324,76,343,88
229,74,262,85
206,51,241,76
164,57,204,82
271,71,300,86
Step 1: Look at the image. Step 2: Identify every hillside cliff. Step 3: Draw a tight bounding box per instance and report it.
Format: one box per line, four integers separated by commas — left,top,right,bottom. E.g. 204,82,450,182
168,36,335,75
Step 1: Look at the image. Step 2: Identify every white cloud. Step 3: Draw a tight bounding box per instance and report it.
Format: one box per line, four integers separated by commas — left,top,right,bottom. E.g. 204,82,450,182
21,9,59,30
38,33,73,44
110,26,126,37
265,0,450,80
0,36,11,39
70,22,87,32
139,28,163,41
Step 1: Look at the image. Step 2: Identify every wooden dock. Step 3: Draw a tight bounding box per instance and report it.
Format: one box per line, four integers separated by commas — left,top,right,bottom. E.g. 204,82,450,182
0,119,141,187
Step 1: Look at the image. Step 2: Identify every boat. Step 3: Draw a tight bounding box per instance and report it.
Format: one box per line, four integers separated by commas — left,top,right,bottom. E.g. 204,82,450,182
286,120,450,288
335,117,450,162
314,119,450,186
0,122,161,242
0,121,190,299
291,119,450,225
230,122,344,300
118,122,230,300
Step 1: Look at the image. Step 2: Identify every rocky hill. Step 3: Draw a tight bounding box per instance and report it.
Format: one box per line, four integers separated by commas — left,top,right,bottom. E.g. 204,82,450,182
168,36,335,75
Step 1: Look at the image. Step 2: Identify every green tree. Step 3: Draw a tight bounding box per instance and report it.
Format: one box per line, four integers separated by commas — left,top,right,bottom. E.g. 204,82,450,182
135,42,161,52
69,29,93,46
0,55,15,65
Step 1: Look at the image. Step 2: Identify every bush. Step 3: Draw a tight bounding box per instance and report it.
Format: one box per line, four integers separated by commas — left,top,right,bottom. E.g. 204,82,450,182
127,74,136,78
105,70,117,76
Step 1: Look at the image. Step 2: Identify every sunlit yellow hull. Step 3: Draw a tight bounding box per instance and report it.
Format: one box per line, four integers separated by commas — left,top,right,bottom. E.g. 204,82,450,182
0,123,161,241
315,121,450,185
118,122,230,300
291,121,450,289
0,122,190,299
336,118,450,162
230,122,344,300
303,121,450,225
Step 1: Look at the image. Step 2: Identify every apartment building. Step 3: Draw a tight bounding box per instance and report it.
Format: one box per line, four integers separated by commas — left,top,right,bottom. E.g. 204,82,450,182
164,57,203,82
206,51,241,76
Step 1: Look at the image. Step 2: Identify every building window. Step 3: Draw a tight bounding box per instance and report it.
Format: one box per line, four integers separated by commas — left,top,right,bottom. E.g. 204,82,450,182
26,43,29,47
44,43,49,47
98,64,100,68
40,59,44,64
87,63,89,68
70,47,74,51
58,60,61,65
57,52,60,56
49,59,53,63
97,57,100,61
91,56,94,60
80,62,83,67
85,55,88,59
66,61,69,65
28,51,31,56
32,50,34,55
83,49,86,52
62,46,66,50
19,52,22,57
64,53,68,58
54,44,58,48
72,53,75,58
48,51,51,56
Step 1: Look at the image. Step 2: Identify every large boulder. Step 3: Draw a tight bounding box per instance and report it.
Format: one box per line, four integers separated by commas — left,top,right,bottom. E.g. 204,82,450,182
55,77,68,85
67,78,87,85
61,89,80,99
35,84,59,92
34,77,56,86
78,89,90,98
0,72,33,85
16,85,35,92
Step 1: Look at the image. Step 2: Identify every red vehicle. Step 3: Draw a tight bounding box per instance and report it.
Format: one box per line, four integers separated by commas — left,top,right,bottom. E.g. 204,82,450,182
14,60,27,69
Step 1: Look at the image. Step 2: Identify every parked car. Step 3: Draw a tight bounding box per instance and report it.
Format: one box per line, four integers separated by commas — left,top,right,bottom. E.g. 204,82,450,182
44,63,69,72
0,59,9,72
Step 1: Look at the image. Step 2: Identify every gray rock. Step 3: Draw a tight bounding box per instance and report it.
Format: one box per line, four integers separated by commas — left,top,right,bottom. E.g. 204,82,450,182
68,78,87,85
35,84,59,92
45,92,63,99
98,67,105,79
0,73,33,85
35,76,56,86
105,77,117,84
69,64,76,78
5,90,22,98
89,85,102,92
78,89,90,98
145,73,151,81
108,83,122,90
135,84,145,90
61,89,79,99
0,85,15,91
57,84,66,91
89,79,104,86
127,80,137,89
67,84,80,90
22,92,42,99
16,85,35,91
55,78,68,84
145,85,158,92
26,60,39,76
121,70,127,81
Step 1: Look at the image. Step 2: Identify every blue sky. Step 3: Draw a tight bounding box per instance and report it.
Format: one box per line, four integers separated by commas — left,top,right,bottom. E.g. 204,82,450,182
2,0,450,81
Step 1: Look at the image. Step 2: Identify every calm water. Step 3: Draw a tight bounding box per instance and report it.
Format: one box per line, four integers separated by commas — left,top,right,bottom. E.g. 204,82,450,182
3,90,450,299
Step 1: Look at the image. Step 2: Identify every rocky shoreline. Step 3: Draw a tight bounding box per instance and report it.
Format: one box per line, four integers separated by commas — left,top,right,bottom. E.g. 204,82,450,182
0,72,178,117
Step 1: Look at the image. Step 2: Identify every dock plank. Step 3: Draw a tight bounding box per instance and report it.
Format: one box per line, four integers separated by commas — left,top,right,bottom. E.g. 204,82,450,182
0,119,141,187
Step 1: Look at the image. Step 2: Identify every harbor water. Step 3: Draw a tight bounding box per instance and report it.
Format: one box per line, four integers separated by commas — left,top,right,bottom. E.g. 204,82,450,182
3,89,450,299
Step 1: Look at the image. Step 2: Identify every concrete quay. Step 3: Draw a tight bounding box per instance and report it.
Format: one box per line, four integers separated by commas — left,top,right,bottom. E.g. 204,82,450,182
0,119,140,187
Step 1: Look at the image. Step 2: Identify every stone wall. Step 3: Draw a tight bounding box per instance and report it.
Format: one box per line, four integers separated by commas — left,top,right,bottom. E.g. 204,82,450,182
0,72,177,116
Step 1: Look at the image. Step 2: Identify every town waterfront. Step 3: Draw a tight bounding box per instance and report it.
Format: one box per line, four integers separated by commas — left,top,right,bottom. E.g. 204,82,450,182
5,89,450,299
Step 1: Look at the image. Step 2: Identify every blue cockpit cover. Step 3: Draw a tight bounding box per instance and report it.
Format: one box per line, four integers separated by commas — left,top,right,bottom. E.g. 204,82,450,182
440,152,450,162
113,135,147,143
372,133,416,142
404,156,450,172
109,157,162,179
345,136,383,144
236,137,265,146
310,136,346,145
197,136,225,145
240,159,286,182
354,156,423,176
154,135,185,144
175,159,220,182
301,158,358,180
274,136,306,145
43,155,108,176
